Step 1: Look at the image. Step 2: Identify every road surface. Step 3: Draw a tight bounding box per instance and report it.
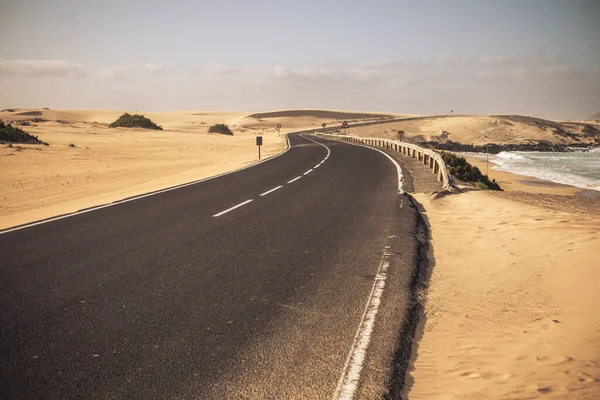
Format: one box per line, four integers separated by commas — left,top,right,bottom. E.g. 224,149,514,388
0,133,423,399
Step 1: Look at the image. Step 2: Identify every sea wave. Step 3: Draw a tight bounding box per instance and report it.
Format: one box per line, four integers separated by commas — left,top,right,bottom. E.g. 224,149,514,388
491,151,600,192
496,151,528,161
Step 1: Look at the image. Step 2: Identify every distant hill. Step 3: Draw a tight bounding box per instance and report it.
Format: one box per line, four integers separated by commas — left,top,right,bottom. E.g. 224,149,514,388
587,112,600,120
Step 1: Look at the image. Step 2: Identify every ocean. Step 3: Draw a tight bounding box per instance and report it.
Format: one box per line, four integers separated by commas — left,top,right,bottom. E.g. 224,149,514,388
459,148,600,192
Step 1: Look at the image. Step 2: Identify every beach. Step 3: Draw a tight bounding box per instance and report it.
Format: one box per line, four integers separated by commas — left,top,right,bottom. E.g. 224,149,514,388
406,164,600,399
462,152,600,197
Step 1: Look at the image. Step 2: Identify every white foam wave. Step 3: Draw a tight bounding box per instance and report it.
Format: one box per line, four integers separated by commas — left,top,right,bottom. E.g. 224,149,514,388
496,151,528,161
491,151,600,191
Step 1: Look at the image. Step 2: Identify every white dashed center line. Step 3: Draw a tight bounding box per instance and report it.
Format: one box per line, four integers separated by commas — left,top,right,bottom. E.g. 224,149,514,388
303,169,313,175
212,199,254,217
259,185,283,197
287,176,302,184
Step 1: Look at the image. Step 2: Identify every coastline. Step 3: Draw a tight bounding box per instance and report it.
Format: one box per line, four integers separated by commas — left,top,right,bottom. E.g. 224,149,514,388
463,155,600,198
405,150,600,399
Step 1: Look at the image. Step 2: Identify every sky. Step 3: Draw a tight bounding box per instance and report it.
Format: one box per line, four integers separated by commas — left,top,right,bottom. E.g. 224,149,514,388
0,0,598,119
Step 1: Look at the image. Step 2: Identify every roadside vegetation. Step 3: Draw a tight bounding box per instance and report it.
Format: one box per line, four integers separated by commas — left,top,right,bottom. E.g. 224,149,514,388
440,151,502,190
208,124,234,135
0,120,48,145
109,113,163,130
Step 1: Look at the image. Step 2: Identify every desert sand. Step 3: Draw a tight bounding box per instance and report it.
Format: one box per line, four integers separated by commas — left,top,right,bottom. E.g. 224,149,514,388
342,115,600,146
3,109,599,399
0,108,398,230
0,110,287,230
406,190,600,399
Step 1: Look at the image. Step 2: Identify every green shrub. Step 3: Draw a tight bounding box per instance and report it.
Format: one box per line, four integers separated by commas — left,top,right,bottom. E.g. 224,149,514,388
208,123,233,135
0,120,47,144
440,151,502,190
109,113,163,130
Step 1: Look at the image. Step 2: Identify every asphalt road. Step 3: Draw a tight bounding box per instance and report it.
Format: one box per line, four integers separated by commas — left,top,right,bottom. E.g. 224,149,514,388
0,133,422,399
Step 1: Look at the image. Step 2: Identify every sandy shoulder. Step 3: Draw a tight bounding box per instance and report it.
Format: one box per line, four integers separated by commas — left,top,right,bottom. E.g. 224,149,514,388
0,123,286,230
407,191,600,400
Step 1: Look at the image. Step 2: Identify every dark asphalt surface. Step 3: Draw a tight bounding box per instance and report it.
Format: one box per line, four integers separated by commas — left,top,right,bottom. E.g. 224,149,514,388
0,133,420,399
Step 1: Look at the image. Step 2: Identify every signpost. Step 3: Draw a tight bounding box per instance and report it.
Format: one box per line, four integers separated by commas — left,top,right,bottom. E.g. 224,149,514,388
341,120,349,135
256,136,263,160
276,123,281,136
322,122,326,133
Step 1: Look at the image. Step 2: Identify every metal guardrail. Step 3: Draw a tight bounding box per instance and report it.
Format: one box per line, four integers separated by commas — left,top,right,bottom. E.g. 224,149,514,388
315,133,453,192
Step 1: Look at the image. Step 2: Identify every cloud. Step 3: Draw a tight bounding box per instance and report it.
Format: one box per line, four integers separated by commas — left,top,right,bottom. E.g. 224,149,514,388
477,55,564,66
478,66,600,80
194,64,403,87
98,65,138,79
144,63,165,73
0,59,86,78
99,63,166,79
190,54,568,88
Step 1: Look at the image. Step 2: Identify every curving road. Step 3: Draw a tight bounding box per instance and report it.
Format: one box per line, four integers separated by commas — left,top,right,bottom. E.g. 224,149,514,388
0,133,422,399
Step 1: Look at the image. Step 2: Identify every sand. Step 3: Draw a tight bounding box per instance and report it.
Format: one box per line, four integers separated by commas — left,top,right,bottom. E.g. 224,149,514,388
1,108,400,230
406,190,600,399
0,110,288,230
462,156,600,197
341,115,600,146
3,108,600,399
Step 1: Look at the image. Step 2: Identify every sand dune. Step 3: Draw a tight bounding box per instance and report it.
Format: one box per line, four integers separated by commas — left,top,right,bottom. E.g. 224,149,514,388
0,110,286,229
1,108,400,229
408,191,600,400
344,115,600,146
230,109,411,135
244,109,400,120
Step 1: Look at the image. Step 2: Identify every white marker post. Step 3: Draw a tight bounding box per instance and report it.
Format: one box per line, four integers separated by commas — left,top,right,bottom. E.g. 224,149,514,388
256,136,262,160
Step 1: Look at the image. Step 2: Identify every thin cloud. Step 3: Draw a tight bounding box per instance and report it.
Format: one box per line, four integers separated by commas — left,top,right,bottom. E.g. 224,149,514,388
0,59,86,78
98,65,138,79
99,64,166,79
144,63,165,73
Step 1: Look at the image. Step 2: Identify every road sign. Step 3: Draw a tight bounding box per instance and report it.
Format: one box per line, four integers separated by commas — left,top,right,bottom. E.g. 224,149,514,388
256,136,262,159
276,124,281,129
322,123,326,128
341,121,349,128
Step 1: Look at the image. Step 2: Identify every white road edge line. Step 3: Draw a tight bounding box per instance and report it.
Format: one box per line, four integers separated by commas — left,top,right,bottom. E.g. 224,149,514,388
312,133,404,399
287,176,302,184
301,133,332,157
259,185,283,197
1,134,292,235
333,258,390,400
212,199,254,217
303,169,313,175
